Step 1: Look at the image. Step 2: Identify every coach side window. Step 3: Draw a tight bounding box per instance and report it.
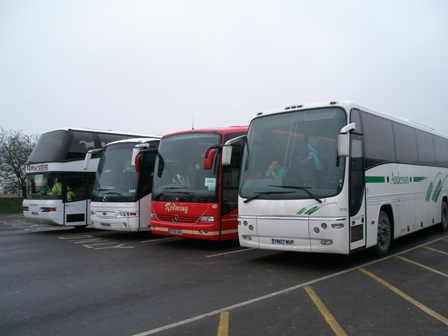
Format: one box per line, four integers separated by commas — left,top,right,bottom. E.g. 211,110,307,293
416,130,435,165
361,112,395,168
434,136,448,168
393,123,418,164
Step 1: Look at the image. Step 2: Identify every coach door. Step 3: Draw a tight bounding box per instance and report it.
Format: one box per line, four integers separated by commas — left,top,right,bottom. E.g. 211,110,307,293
349,135,367,251
64,175,89,226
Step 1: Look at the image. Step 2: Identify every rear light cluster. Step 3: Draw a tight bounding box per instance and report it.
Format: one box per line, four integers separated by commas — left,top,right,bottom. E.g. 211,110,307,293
40,207,57,212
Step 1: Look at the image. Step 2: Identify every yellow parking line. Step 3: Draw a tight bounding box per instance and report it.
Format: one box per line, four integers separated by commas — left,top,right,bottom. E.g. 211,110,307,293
395,256,448,278
423,245,448,256
217,311,229,336
304,286,348,336
359,268,448,326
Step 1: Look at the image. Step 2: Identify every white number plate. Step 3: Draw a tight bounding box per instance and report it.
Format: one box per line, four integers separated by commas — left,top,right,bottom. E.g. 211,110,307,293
272,238,295,245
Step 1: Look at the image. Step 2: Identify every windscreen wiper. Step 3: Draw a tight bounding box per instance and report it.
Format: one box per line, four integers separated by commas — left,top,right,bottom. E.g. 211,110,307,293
101,191,126,196
173,190,202,201
243,190,295,204
153,186,184,200
268,185,322,203
92,188,113,198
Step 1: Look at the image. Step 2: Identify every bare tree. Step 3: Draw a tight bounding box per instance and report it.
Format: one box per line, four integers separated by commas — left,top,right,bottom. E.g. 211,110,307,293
0,128,39,197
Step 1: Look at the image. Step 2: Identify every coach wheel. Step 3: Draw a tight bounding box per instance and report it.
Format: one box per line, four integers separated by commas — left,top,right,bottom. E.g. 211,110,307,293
440,200,448,232
375,210,391,256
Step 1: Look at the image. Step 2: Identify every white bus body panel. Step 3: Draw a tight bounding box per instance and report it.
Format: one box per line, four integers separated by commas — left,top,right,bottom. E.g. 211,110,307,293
240,164,447,255
365,164,445,240
23,199,64,225
90,193,152,232
238,193,350,254
23,199,88,226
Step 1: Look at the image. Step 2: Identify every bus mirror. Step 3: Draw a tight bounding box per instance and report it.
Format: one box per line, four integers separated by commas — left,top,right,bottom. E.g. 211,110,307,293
204,148,217,170
338,122,355,157
84,148,103,170
222,145,232,166
131,147,139,167
340,122,356,134
132,143,150,167
84,152,92,170
338,133,350,157
83,152,92,170
135,153,142,173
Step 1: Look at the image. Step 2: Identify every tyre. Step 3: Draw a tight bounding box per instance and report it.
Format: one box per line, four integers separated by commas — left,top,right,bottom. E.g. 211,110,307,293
440,200,448,232
375,210,391,256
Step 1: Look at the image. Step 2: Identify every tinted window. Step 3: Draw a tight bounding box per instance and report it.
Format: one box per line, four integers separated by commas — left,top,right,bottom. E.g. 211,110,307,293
224,132,246,143
68,132,96,159
361,112,395,166
350,109,363,134
416,130,435,164
393,123,418,164
434,136,448,167
27,130,72,162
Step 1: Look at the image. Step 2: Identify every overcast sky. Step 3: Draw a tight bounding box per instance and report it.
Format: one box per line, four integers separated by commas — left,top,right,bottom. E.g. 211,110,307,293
1,0,447,138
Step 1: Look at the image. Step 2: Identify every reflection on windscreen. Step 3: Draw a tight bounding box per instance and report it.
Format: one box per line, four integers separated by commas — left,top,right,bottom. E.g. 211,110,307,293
92,144,139,202
152,133,221,203
241,107,347,201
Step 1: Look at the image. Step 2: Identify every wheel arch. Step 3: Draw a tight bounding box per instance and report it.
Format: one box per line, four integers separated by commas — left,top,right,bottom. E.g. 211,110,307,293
380,204,394,239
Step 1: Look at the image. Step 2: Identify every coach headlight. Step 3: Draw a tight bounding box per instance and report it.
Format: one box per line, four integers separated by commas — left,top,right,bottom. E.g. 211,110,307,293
199,216,215,223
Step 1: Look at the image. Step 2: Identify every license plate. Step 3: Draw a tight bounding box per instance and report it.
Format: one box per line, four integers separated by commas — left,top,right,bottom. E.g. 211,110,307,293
272,238,295,245
168,228,183,235
32,212,39,216
101,223,111,227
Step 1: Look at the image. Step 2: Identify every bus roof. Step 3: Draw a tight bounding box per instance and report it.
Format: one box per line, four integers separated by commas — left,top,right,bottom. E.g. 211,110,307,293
42,127,159,138
103,137,162,147
162,126,248,139
254,100,447,139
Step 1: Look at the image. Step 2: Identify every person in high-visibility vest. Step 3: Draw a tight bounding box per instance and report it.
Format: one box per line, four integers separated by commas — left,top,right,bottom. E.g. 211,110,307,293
48,180,76,201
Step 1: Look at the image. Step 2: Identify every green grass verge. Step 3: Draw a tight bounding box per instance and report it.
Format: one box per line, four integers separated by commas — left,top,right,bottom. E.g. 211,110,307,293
0,198,23,213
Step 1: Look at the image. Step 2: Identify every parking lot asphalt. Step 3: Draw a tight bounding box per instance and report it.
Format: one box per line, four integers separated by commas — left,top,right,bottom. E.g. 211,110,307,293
0,213,447,336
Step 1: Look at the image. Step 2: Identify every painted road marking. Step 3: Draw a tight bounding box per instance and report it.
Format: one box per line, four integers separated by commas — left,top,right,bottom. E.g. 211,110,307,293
423,245,448,256
217,311,229,336
359,267,448,326
304,286,347,336
140,237,180,243
59,234,135,249
395,255,448,278
207,248,255,258
130,235,448,336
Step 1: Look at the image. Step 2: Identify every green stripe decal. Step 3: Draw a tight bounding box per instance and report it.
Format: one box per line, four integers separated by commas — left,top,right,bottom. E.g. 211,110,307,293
365,176,385,183
413,177,427,182
366,176,427,184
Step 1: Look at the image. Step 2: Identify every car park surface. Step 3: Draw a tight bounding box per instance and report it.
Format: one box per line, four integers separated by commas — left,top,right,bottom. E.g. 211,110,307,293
0,213,447,336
